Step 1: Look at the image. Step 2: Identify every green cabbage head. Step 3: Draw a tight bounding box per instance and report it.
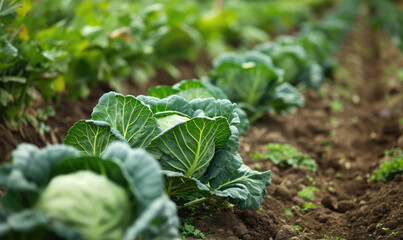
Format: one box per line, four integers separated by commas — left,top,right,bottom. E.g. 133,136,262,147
36,171,131,240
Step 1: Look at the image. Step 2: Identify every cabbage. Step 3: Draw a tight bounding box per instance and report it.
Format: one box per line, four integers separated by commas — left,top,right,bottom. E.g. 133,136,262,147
36,171,131,240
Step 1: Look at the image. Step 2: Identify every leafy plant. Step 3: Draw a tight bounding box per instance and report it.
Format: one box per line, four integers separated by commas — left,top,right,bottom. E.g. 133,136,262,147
147,79,250,135
292,225,302,231
370,148,403,182
296,203,316,211
256,36,325,90
65,91,271,210
180,218,205,240
209,50,304,122
298,186,319,201
0,142,179,239
251,143,317,172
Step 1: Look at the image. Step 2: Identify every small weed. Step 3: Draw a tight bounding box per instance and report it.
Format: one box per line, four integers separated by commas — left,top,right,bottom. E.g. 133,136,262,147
330,130,337,139
253,163,262,170
201,203,210,210
329,116,339,126
180,218,205,239
355,176,363,181
330,99,344,112
298,186,319,201
284,208,293,217
295,203,316,211
306,174,319,185
397,69,403,82
336,172,343,178
391,232,397,236
348,116,359,125
324,236,347,240
292,225,302,231
199,216,212,221
328,186,336,193
382,227,390,231
376,223,383,228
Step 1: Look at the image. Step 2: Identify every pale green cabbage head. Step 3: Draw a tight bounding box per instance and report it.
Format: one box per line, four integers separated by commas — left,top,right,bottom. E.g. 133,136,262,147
36,171,131,240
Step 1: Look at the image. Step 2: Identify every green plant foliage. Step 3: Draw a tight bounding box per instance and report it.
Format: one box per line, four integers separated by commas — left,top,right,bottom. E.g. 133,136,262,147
370,148,403,182
65,92,271,210
36,171,131,240
0,142,179,239
252,143,317,172
147,79,250,135
369,0,403,51
258,38,326,90
209,51,304,122
298,186,319,201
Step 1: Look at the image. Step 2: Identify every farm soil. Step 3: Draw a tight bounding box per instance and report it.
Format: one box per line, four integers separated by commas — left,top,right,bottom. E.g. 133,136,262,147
1,18,403,240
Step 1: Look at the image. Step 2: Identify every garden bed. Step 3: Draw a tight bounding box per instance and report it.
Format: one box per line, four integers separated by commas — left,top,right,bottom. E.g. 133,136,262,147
1,16,402,240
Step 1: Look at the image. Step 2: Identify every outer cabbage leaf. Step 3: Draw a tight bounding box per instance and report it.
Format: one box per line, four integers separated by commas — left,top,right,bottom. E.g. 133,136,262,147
146,117,231,178
0,209,83,240
163,170,211,200
0,144,80,211
148,79,223,102
211,164,271,211
91,91,161,148
266,82,305,116
64,120,126,157
200,126,242,183
137,95,192,116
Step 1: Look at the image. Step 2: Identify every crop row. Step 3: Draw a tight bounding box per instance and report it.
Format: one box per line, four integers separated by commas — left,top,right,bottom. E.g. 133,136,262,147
369,0,403,52
0,0,361,239
0,0,331,130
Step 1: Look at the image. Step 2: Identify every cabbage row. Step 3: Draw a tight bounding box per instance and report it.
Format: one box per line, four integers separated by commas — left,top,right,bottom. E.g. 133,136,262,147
0,0,331,129
0,0,361,239
151,0,360,123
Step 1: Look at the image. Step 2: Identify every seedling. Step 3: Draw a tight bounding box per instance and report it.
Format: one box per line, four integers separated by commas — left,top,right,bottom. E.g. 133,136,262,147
298,186,319,201
292,225,302,231
251,143,317,172
306,174,319,185
328,181,336,193
180,222,205,239
330,99,343,112
295,203,316,211
284,208,293,217
370,148,403,182
329,116,339,126
254,163,262,170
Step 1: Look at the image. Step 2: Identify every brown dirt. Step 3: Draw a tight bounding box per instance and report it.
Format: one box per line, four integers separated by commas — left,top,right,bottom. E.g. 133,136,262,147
180,20,403,240
1,15,402,240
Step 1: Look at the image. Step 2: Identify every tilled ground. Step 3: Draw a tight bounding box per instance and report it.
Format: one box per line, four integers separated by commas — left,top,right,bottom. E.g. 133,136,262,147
182,19,403,240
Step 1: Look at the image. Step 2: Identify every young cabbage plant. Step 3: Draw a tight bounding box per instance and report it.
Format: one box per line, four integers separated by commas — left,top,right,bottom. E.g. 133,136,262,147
251,143,317,173
255,36,325,90
0,142,179,240
147,79,250,135
65,91,271,210
209,50,304,122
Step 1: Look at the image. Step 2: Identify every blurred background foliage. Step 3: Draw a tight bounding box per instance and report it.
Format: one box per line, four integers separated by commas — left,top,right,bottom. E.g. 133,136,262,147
1,0,401,130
